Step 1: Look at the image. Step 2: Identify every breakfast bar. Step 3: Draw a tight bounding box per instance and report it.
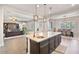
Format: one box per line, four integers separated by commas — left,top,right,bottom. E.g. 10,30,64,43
26,32,61,54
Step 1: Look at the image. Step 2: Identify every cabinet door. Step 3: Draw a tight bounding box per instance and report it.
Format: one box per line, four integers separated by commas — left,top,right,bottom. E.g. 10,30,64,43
54,36,59,49
30,40,40,54
40,40,49,54
58,35,61,45
50,37,55,53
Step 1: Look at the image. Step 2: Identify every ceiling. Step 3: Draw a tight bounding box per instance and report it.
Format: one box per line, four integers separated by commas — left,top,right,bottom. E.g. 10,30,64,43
6,4,79,17
3,4,79,22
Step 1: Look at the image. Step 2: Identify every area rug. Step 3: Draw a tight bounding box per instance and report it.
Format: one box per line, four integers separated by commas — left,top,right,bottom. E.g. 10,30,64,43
52,45,67,54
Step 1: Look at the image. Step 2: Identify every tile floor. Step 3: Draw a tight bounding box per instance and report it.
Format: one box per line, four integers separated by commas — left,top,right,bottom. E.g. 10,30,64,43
53,36,79,54
0,37,27,54
0,36,79,54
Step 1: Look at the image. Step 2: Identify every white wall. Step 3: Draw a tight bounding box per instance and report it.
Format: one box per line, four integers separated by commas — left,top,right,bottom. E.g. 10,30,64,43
51,16,79,37
51,9,79,38
0,6,4,47
3,6,32,22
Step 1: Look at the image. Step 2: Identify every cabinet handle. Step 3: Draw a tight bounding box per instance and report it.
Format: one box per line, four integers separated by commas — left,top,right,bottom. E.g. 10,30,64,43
40,43,48,48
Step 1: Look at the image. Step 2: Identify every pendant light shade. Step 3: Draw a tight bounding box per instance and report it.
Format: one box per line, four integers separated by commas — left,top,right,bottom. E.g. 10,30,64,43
33,4,39,37
33,4,39,21
33,15,38,21
49,7,52,21
43,4,47,21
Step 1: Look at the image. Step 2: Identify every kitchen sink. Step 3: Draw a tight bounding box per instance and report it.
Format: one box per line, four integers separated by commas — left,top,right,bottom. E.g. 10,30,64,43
36,36,45,38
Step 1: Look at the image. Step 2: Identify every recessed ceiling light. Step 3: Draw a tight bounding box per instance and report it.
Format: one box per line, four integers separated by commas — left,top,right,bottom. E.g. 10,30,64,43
36,5,39,7
71,4,75,6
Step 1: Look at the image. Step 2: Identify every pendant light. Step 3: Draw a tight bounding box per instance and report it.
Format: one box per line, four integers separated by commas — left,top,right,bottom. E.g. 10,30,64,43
49,7,52,20
33,4,39,21
33,4,39,37
49,7,53,31
43,4,47,21
42,4,47,34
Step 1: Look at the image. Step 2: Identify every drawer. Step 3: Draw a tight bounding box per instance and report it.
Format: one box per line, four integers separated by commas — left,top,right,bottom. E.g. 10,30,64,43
50,38,55,53
40,44,49,54
30,40,40,54
40,40,49,48
40,40,49,54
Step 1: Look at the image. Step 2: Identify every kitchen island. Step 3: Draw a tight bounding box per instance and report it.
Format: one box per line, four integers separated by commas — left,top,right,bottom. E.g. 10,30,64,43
4,35,28,53
26,32,61,54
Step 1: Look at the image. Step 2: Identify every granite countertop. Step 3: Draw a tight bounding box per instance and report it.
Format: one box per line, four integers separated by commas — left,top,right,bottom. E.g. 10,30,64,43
26,31,61,43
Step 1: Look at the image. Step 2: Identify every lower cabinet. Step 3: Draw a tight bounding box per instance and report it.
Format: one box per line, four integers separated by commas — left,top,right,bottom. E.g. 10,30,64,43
40,40,49,54
30,40,40,54
30,34,61,54
49,38,55,53
54,36,59,49
30,40,49,54
58,34,61,45
54,35,61,49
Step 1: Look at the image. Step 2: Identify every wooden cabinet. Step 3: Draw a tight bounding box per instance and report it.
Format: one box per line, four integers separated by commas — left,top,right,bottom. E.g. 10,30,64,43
30,34,61,54
40,40,49,54
49,37,55,53
30,40,49,54
54,36,59,49
30,40,40,54
58,34,61,45
54,35,61,49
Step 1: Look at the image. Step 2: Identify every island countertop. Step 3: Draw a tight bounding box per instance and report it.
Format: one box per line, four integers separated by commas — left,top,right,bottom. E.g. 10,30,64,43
26,31,61,43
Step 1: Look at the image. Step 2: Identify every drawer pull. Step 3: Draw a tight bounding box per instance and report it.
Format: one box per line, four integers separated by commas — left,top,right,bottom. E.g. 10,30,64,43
40,43,48,48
